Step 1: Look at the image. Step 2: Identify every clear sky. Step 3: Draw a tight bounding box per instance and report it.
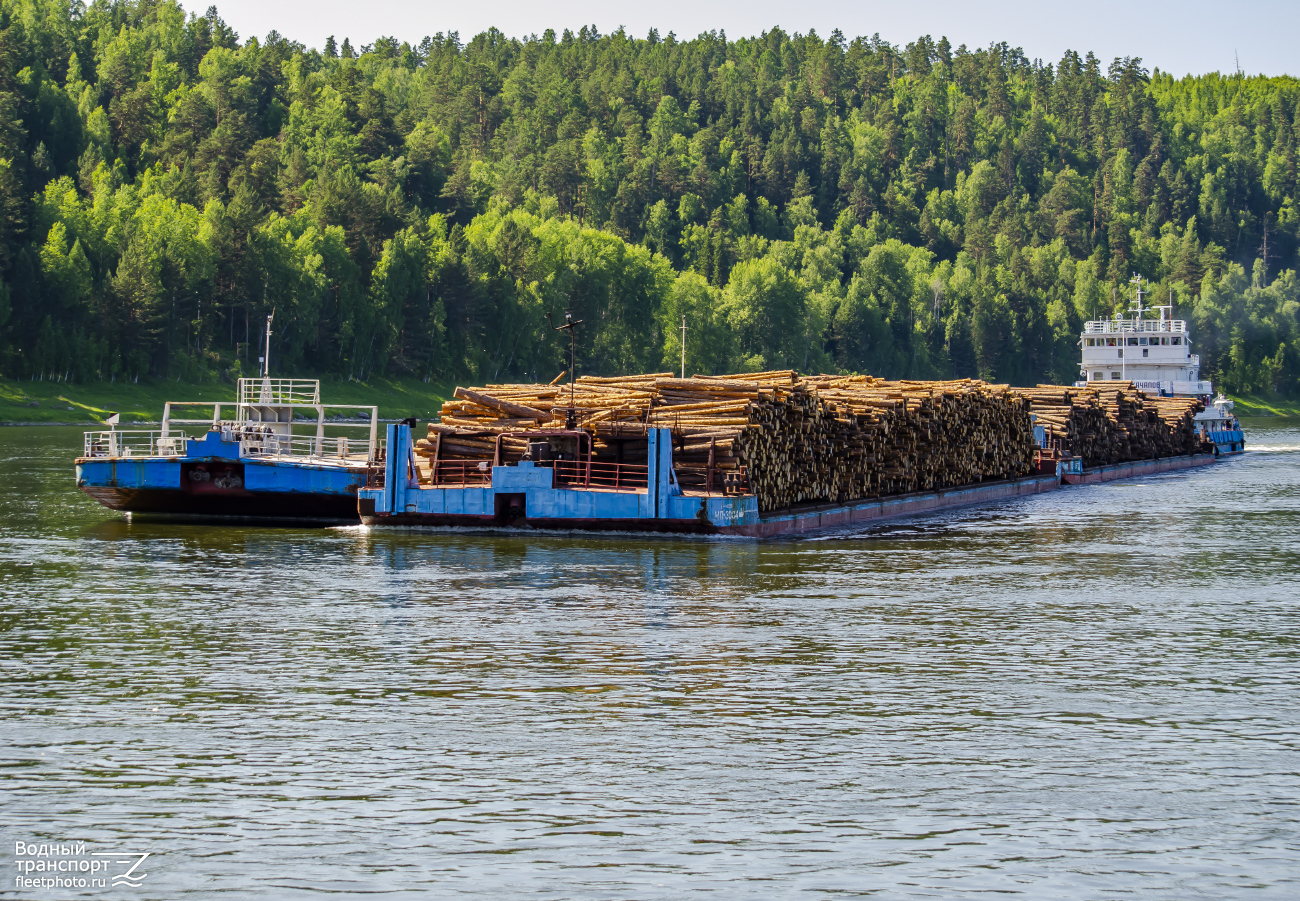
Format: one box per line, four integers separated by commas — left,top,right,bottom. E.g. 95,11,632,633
182,0,1298,78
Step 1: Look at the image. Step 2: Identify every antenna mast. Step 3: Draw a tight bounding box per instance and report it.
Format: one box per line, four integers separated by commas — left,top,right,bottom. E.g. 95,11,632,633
680,315,687,378
1128,274,1148,321
1153,284,1174,322
547,310,583,429
262,311,274,378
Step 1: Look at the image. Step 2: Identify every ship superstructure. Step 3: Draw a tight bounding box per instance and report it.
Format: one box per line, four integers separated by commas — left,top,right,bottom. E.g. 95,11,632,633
1078,276,1213,396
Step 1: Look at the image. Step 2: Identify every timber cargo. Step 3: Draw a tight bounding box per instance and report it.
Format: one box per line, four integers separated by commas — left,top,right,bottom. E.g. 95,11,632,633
358,372,1229,537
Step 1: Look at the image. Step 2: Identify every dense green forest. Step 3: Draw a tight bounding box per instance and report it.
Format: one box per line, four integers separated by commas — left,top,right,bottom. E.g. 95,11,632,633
1,0,1299,395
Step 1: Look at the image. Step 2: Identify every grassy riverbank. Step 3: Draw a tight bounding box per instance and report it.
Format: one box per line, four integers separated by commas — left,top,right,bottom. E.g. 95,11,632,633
0,376,453,425
1229,393,1300,418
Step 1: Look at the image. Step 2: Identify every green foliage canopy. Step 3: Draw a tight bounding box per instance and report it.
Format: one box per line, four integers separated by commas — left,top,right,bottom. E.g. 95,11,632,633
0,2,1297,396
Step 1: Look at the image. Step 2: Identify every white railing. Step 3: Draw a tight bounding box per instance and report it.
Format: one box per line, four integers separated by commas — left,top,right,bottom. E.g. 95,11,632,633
239,430,379,463
238,378,321,406
161,396,380,462
82,423,382,464
161,401,225,436
1084,318,1188,334
87,379,382,464
83,431,190,458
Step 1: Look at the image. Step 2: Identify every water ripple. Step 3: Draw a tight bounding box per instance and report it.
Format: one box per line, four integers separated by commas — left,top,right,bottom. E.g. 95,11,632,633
1,423,1297,898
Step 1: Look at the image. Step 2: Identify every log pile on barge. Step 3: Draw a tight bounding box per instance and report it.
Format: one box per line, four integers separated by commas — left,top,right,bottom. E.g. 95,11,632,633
1013,383,1211,466
419,372,1036,512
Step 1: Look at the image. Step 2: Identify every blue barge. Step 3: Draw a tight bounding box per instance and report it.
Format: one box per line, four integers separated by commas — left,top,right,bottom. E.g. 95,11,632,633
360,425,762,534
76,379,380,522
358,423,1223,537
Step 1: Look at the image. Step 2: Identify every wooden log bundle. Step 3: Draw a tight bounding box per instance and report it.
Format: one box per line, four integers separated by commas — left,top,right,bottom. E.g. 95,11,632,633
1013,383,1211,466
418,375,1214,507
418,372,1036,513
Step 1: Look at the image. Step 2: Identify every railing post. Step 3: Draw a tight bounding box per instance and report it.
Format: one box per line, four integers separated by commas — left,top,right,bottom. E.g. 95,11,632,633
640,432,657,518
407,433,419,488
383,423,402,513
707,437,715,495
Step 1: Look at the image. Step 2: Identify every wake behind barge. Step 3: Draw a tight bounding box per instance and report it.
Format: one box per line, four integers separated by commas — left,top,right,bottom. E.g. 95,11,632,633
358,423,1221,537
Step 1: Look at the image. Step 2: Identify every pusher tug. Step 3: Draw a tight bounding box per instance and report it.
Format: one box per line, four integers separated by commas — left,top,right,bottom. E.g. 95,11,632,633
1077,275,1243,455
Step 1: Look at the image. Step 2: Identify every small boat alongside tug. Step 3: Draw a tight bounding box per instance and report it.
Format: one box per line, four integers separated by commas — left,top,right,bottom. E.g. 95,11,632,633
1194,394,1245,456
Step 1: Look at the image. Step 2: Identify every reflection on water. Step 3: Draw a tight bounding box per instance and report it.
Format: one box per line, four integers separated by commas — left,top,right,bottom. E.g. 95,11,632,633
2,423,1298,898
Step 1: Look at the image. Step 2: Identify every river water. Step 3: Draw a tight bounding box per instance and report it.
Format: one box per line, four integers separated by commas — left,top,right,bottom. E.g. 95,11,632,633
2,424,1298,899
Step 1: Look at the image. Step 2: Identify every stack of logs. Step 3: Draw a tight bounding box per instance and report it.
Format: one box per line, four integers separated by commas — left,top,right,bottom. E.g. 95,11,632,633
1014,382,1210,466
416,371,1037,513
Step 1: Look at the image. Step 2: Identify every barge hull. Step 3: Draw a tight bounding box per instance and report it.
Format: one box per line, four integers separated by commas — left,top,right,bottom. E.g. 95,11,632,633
77,431,369,522
717,474,1062,537
1062,453,1217,485
355,507,719,534
81,484,359,521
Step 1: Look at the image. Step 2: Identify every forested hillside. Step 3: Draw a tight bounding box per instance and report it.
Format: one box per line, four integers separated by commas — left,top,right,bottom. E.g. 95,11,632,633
2,0,1299,395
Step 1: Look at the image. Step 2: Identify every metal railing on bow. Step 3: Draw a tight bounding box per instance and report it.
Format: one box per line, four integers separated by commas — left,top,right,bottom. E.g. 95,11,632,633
237,378,322,406
83,431,191,458
552,459,648,490
237,429,380,463
429,460,494,485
